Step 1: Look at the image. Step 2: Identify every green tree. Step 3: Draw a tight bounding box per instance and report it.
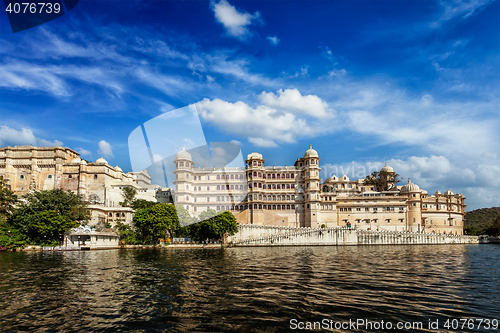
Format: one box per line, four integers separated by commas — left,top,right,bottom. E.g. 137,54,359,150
190,211,238,242
483,216,500,237
175,204,195,226
9,189,89,244
133,203,182,243
0,178,17,217
363,171,401,192
0,218,25,250
131,199,156,210
29,210,79,245
120,187,138,207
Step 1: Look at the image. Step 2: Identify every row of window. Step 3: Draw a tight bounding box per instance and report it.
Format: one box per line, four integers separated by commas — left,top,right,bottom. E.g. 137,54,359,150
248,194,296,201
338,207,405,212
249,172,296,179
250,183,296,190
342,219,405,224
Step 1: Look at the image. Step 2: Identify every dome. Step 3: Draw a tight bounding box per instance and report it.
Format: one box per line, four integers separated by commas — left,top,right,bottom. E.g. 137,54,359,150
80,159,87,165
176,146,192,160
325,175,337,183
304,145,318,158
247,152,263,160
435,190,441,195
380,162,394,173
400,178,420,194
444,189,455,196
96,157,108,164
71,157,81,164
115,166,123,172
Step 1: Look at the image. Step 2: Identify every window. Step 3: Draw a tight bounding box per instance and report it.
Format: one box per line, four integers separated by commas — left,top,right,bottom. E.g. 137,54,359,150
94,175,98,179
307,204,310,208
291,174,295,178
217,185,220,190
48,175,52,179
217,175,220,180
413,194,416,197
206,176,210,180
180,162,184,167
68,175,72,179
207,186,210,191
207,197,210,202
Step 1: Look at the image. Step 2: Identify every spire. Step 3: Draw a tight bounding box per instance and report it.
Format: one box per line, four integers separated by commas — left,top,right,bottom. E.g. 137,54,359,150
408,178,411,183
309,144,312,149
182,146,185,151
385,162,388,166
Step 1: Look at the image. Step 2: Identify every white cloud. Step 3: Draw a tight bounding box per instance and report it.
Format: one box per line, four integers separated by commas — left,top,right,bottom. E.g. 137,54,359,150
152,154,163,163
421,93,433,106
248,137,278,148
194,89,334,147
0,125,62,147
437,0,493,23
326,68,347,77
230,139,242,147
258,88,332,118
210,0,262,39
266,35,280,45
76,147,92,156
98,140,114,158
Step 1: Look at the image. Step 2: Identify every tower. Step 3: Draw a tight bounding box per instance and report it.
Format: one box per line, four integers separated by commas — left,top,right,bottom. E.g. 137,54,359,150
400,178,422,232
303,145,321,228
173,147,194,212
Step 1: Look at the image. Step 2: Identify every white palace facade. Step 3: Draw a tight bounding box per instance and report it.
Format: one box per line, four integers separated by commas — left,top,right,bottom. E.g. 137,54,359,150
173,145,466,235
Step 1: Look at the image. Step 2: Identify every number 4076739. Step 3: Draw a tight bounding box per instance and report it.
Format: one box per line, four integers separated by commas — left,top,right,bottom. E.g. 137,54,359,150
5,2,61,14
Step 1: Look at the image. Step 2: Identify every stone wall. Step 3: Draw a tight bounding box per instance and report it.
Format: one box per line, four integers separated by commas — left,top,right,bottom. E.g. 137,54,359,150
230,225,479,246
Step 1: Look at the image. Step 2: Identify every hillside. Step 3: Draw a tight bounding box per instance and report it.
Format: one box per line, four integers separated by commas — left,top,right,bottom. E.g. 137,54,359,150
464,207,500,235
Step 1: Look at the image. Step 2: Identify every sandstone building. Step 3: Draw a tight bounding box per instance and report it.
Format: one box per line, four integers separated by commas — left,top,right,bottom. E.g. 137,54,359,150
0,145,170,226
173,146,466,235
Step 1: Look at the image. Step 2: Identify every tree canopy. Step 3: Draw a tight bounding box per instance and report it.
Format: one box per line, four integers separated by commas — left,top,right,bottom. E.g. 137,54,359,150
363,171,401,192
132,203,183,243
8,189,89,245
188,210,238,242
131,199,156,210
0,178,17,217
120,186,138,207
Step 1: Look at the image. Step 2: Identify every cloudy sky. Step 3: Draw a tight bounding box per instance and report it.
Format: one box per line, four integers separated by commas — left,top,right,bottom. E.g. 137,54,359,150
0,0,498,210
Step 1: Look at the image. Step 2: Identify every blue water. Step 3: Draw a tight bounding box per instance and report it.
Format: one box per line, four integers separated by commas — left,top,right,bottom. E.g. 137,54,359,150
0,244,499,332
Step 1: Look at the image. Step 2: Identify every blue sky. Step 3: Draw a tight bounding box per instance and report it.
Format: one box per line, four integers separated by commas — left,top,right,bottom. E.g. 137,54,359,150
0,0,499,210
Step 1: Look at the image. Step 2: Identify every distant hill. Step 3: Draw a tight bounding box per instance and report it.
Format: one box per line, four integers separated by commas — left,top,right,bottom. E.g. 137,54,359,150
464,207,500,235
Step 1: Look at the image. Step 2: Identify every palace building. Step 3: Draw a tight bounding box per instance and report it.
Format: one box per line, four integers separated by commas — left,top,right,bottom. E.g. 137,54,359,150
173,145,466,235
0,145,171,226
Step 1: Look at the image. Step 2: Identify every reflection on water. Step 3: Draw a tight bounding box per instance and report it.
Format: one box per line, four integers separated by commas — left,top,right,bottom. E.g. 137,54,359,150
0,245,499,332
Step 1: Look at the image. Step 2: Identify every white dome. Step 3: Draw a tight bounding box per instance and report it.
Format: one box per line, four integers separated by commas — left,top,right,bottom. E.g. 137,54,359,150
380,162,394,173
176,146,192,160
247,152,263,160
115,166,123,172
71,157,81,164
96,157,108,164
80,159,87,165
304,145,318,158
400,178,420,194
444,189,455,196
435,190,442,195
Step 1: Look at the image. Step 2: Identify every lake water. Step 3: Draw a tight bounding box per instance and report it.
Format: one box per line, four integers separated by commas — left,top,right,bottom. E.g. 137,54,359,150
1,245,499,332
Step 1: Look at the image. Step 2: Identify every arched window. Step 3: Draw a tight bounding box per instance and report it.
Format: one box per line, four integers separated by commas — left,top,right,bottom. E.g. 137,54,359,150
253,172,257,176
291,174,295,179
272,205,276,210
268,195,271,201
231,174,234,179
277,184,281,189
277,174,280,179
180,162,184,167
217,175,220,180
306,160,309,166
68,175,72,179
217,185,220,190
109,213,112,217
258,172,262,177
48,175,52,179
